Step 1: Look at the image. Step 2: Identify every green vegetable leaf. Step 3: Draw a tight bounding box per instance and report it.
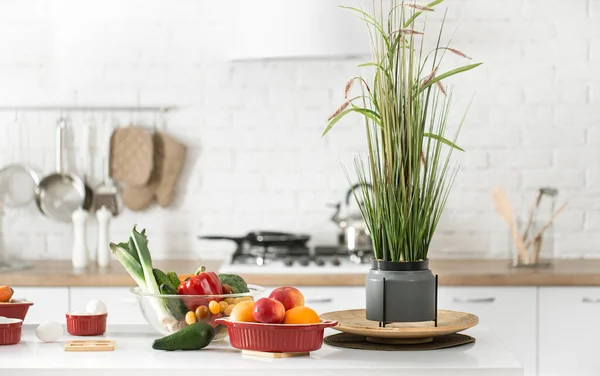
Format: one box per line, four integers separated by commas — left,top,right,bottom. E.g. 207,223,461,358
419,63,482,93
167,272,181,290
110,243,146,289
126,237,140,264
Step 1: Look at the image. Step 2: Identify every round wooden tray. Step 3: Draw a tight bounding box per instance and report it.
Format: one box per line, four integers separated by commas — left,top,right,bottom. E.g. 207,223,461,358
320,309,478,344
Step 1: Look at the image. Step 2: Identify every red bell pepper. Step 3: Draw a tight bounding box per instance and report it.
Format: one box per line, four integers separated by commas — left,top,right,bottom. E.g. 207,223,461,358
178,266,223,310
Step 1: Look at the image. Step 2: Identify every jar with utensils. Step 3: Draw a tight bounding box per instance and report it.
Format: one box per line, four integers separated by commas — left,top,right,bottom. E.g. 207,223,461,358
492,187,566,268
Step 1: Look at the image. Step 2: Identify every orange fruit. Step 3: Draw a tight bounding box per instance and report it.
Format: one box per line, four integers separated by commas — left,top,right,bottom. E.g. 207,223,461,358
283,306,321,324
229,301,256,322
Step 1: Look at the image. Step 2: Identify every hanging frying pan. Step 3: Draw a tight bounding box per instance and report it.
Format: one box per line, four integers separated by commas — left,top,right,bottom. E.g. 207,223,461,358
35,118,87,223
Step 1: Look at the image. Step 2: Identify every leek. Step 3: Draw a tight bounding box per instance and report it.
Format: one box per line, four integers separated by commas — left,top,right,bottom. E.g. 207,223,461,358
110,225,179,332
109,243,146,290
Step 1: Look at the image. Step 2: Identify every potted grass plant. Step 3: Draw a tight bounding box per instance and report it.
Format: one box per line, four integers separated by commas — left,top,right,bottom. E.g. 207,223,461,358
323,0,481,323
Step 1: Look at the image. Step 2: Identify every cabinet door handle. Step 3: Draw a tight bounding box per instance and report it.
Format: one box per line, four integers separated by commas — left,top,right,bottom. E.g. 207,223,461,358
582,298,600,304
453,297,496,303
305,298,333,304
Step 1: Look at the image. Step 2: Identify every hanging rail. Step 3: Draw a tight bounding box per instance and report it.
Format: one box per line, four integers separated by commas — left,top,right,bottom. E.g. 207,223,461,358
0,105,177,112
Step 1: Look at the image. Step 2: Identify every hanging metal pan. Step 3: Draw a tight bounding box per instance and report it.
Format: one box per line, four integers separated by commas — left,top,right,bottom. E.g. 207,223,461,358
35,118,86,222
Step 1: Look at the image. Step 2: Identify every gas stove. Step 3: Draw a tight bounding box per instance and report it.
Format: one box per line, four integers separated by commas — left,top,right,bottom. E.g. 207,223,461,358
218,245,373,275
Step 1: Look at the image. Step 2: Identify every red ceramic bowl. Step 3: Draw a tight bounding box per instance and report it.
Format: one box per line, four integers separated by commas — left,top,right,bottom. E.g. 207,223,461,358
0,300,34,321
215,318,338,353
66,313,107,336
0,318,23,345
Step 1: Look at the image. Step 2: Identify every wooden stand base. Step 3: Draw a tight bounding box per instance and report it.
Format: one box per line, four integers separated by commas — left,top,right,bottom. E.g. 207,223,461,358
366,336,433,344
242,350,309,358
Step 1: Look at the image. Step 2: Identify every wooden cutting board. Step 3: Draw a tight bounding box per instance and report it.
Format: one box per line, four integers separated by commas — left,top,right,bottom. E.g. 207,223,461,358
64,340,116,352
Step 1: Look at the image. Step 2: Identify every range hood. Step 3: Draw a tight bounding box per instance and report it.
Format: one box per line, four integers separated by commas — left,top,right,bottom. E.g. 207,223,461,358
223,0,372,61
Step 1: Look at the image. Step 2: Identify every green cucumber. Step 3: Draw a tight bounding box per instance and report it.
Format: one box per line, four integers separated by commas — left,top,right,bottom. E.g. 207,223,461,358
159,283,187,320
152,322,214,351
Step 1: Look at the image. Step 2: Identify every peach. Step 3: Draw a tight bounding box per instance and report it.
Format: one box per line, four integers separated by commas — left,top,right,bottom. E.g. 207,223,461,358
252,298,285,324
268,286,305,311
229,301,256,322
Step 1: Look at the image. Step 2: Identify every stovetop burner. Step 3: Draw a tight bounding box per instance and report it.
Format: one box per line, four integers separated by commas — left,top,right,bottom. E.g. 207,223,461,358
199,230,373,268
227,245,372,267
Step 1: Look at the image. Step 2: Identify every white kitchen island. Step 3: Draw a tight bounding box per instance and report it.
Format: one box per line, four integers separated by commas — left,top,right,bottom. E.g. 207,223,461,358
0,324,523,376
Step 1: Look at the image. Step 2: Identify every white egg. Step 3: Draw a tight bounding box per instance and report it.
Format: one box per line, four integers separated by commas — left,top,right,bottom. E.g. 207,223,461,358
0,316,10,324
35,321,63,343
85,300,107,314
70,311,87,315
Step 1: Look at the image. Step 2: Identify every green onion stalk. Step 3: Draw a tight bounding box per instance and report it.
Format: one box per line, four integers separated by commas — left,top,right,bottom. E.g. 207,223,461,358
110,226,179,332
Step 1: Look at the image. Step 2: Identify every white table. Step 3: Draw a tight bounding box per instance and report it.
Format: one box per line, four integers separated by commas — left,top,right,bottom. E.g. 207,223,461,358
0,324,523,376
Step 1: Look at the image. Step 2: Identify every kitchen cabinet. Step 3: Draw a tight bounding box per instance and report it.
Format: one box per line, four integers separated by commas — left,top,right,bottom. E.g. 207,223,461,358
69,287,144,325
438,287,537,376
11,286,68,324
539,287,600,376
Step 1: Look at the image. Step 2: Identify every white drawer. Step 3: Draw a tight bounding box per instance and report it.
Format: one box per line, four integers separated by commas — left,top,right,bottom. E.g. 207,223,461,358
11,287,69,324
262,286,365,315
69,287,144,325
539,287,600,376
438,287,537,376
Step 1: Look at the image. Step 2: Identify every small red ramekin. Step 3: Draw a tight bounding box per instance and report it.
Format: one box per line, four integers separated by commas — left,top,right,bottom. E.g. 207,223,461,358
215,318,338,353
66,313,107,336
0,300,34,321
0,318,23,345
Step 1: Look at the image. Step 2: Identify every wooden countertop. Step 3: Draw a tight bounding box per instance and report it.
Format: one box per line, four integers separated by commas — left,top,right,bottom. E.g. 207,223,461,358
2,259,600,287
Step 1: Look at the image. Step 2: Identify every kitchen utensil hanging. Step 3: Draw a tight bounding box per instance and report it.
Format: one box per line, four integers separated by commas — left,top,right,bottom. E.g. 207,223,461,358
35,118,87,223
121,110,188,211
109,125,154,187
0,112,41,208
94,114,119,216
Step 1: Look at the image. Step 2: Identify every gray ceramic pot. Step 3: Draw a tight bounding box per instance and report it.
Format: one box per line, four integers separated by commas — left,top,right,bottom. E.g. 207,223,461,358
365,259,436,323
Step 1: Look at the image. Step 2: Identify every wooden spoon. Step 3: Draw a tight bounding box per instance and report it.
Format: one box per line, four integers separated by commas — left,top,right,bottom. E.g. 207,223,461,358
524,202,568,249
491,188,528,263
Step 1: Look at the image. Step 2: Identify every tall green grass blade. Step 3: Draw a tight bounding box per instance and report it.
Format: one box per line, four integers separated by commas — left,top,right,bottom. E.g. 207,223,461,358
419,63,482,93
323,0,479,262
403,0,445,27
423,133,465,151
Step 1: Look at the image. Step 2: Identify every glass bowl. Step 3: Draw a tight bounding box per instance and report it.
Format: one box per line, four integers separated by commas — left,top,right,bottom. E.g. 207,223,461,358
130,284,265,341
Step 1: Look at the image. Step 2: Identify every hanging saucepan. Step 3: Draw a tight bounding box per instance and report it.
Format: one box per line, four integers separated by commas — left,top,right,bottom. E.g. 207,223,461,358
35,118,87,223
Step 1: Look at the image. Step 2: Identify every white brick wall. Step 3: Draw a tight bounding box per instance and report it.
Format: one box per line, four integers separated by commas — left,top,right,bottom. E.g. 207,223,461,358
0,0,599,261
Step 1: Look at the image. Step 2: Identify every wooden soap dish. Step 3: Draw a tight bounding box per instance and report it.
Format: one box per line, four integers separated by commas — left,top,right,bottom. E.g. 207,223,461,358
64,340,116,352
